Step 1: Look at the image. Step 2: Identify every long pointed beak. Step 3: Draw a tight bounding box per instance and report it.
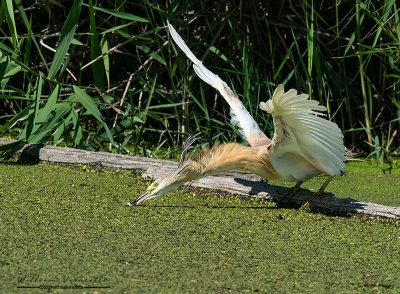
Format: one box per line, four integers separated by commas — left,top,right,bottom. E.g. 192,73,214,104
127,191,150,206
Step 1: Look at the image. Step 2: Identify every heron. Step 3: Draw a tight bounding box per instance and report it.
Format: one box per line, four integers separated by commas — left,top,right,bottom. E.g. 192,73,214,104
127,21,346,206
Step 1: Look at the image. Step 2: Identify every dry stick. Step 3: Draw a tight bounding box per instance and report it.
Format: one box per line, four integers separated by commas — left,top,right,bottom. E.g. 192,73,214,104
359,54,373,151
80,35,137,71
106,80,130,93
94,86,124,115
137,84,146,108
356,2,373,152
107,40,168,151
40,38,77,82
40,38,69,56
108,72,136,152
387,129,398,152
330,98,345,121
3,50,94,92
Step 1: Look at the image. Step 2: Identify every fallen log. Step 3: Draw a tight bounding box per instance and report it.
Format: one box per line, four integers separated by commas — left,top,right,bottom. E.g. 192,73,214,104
1,138,399,220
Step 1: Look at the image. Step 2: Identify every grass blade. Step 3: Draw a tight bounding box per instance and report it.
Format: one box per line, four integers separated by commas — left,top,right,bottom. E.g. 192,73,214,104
71,109,83,147
84,4,149,23
21,76,43,142
101,36,110,88
36,85,60,124
47,0,83,80
4,0,18,49
0,56,8,82
36,102,72,144
13,0,49,71
89,0,105,89
23,15,32,65
73,86,115,146
0,105,30,133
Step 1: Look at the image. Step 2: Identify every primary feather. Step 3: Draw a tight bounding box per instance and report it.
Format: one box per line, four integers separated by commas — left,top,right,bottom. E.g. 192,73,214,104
260,84,346,181
167,21,270,148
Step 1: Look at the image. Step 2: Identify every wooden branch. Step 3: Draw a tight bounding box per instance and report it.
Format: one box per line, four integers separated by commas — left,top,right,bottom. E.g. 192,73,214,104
1,138,399,220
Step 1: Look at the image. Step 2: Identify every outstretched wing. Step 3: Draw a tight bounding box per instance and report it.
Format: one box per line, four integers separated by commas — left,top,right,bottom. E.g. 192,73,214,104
168,21,270,147
260,84,346,177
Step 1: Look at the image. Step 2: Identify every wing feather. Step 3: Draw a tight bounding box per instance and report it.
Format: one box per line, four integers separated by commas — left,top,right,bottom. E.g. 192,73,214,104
261,84,346,177
168,21,270,147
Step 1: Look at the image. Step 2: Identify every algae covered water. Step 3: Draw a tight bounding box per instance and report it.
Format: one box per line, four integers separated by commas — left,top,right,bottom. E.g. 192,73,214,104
0,160,399,292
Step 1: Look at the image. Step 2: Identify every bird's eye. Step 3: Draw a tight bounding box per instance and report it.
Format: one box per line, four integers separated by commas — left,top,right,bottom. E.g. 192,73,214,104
148,182,158,191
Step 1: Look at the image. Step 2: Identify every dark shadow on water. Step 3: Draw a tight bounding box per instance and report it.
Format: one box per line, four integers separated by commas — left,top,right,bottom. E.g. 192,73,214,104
126,176,398,220
232,177,380,218
18,143,44,164
0,142,44,165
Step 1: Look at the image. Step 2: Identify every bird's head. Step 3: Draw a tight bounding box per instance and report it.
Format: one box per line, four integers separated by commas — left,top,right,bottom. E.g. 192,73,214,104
129,133,201,206
131,167,191,206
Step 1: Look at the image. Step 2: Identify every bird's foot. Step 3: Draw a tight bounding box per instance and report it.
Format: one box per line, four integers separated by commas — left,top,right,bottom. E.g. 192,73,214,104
301,176,334,205
283,181,303,201
302,190,324,204
300,191,323,211
283,189,298,201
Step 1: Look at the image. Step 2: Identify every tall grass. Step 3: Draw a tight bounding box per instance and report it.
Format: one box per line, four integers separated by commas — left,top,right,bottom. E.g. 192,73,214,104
0,0,399,160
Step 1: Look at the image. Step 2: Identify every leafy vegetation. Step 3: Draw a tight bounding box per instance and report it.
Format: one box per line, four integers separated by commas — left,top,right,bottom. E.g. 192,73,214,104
0,160,399,293
0,1,399,160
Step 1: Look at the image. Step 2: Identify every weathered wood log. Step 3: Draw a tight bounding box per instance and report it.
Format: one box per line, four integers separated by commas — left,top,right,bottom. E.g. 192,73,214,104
1,138,399,220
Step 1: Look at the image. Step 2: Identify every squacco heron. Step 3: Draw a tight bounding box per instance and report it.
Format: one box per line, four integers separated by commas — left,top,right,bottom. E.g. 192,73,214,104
128,21,346,206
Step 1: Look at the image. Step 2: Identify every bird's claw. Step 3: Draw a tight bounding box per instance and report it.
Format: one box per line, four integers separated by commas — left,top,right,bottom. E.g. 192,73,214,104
284,188,299,199
283,181,303,201
299,192,322,211
302,191,324,204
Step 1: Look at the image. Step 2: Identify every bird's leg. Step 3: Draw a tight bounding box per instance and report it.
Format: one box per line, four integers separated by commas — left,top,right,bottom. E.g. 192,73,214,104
303,176,334,203
284,181,303,198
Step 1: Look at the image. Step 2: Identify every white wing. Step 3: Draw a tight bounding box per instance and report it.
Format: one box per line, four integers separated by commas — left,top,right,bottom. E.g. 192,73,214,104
168,21,270,147
260,84,346,179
